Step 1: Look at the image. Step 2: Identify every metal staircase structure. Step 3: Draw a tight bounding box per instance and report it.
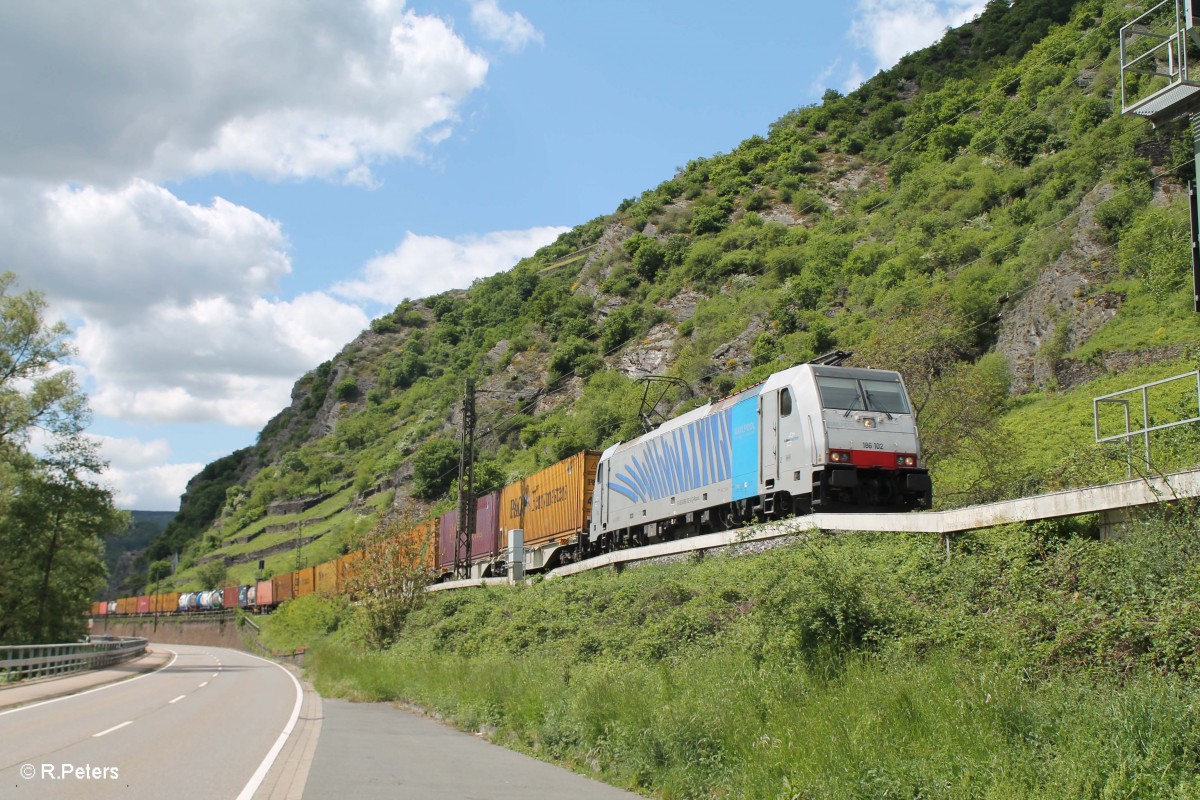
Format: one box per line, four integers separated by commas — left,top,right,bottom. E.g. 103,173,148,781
1121,0,1200,311
1121,0,1200,125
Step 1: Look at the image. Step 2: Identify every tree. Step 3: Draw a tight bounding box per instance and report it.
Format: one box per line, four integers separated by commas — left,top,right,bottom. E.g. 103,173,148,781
411,438,460,500
0,453,125,642
344,512,436,648
854,296,973,421
0,272,125,644
0,272,85,462
147,560,173,584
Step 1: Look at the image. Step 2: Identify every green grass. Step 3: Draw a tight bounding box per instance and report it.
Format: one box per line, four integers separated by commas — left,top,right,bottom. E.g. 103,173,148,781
161,486,393,591
219,485,360,544
299,514,1200,799
1072,282,1200,361
933,353,1200,504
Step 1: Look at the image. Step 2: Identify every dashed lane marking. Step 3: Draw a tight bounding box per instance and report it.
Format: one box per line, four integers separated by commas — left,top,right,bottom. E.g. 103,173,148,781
93,721,133,737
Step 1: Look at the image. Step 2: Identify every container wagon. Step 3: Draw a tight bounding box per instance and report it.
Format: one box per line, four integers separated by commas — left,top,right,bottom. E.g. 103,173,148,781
499,451,600,571
294,566,316,598
315,561,338,596
255,580,274,609
437,491,502,579
272,572,296,604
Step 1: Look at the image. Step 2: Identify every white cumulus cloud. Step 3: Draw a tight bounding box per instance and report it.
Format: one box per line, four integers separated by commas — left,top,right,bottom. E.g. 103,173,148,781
75,291,368,427
470,0,544,52
7,180,290,320
334,226,569,307
0,1,490,186
851,0,986,71
97,435,203,511
3,180,368,428
0,1,550,509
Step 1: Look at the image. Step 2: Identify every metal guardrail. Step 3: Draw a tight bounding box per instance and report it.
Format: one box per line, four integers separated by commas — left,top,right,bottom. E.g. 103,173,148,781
0,637,148,683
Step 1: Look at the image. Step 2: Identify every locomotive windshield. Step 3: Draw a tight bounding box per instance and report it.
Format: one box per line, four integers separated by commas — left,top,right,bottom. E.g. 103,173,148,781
816,376,911,414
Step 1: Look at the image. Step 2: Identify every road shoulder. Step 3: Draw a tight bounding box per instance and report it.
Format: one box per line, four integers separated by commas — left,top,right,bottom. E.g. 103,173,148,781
252,663,324,800
301,697,638,799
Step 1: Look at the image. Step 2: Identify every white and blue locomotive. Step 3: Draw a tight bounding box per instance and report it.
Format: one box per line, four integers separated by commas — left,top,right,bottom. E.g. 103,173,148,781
584,361,932,554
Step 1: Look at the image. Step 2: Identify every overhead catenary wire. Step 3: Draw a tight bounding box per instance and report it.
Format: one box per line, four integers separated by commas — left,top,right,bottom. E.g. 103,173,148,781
423,6,1190,484
469,128,1193,455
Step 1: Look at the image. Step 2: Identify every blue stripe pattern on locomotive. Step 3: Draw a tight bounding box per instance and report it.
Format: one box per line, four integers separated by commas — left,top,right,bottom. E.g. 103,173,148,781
608,407,735,502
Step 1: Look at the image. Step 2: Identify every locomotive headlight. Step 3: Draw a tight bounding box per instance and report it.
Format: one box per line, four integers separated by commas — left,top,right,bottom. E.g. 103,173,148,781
862,417,876,429
896,455,916,467
828,450,852,463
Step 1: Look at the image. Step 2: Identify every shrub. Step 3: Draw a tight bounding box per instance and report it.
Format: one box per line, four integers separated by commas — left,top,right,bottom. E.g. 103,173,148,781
411,439,460,500
548,337,599,380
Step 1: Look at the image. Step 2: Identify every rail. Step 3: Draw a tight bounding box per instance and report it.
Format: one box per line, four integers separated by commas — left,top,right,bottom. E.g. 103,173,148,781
1094,370,1200,477
0,637,148,683
543,467,1200,578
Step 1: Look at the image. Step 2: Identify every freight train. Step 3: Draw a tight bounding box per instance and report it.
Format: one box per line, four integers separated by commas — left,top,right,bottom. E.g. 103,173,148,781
93,359,931,618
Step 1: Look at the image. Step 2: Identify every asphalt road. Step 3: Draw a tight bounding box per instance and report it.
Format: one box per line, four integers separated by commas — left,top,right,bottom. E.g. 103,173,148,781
302,698,639,799
0,644,301,800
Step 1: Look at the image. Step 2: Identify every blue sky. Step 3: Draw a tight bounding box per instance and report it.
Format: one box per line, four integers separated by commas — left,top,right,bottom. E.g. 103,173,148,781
1,0,984,510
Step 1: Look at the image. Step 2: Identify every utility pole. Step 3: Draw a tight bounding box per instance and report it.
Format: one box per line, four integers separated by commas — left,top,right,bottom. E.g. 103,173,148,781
295,519,304,570
455,378,476,580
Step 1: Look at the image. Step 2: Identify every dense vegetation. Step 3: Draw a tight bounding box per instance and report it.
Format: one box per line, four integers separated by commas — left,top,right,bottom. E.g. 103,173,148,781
208,0,1200,794
0,272,126,644
140,0,1200,594
301,507,1200,798
103,510,174,597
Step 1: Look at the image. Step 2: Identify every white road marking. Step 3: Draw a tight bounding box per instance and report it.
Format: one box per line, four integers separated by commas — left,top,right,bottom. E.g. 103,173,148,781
169,695,187,704
93,721,133,737
199,681,208,688
234,655,304,800
0,649,179,718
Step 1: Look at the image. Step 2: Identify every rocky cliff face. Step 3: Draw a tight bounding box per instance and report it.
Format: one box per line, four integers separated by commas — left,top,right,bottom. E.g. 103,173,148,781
996,177,1185,395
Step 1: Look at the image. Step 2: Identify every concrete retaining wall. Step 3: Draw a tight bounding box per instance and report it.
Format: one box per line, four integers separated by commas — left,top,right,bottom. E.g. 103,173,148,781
92,612,249,651
91,612,305,666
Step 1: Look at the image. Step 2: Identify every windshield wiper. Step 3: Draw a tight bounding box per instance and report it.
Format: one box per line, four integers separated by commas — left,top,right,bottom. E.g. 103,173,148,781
863,390,893,420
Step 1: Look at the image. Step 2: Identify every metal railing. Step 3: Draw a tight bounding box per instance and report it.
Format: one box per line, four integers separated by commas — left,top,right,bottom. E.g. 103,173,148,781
0,637,148,684
1120,0,1200,125
1094,370,1200,477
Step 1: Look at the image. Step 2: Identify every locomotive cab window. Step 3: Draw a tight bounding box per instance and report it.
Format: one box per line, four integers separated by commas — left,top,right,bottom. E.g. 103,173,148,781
817,376,911,415
779,388,793,416
860,379,910,414
816,377,863,410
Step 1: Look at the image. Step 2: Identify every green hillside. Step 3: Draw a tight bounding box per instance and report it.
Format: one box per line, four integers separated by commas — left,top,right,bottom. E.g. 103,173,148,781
305,516,1200,798
103,510,175,598
137,0,1200,592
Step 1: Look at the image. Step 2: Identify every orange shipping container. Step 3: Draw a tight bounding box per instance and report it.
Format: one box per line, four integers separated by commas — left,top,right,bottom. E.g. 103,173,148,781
272,572,296,604
338,551,363,592
315,561,338,595
294,566,316,597
155,592,180,614
499,451,600,550
408,520,438,571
